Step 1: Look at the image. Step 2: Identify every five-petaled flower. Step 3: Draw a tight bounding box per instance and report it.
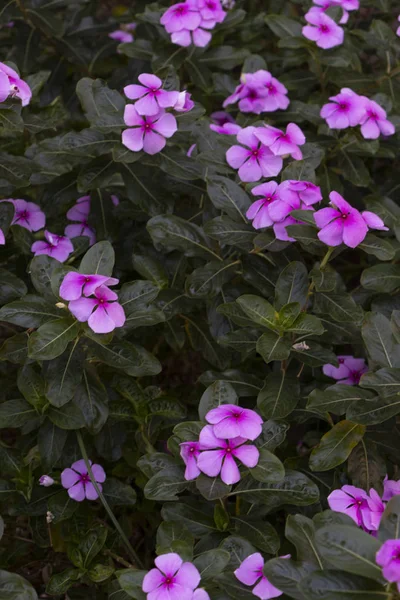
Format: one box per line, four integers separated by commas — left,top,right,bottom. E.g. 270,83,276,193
0,60,32,106
314,191,388,248
196,425,259,485
2,199,46,232
246,182,281,230
61,459,106,502
205,404,263,440
124,73,179,116
235,553,289,599
323,355,368,385
60,271,119,301
359,98,395,139
254,123,306,160
302,8,344,49
320,87,365,129
31,230,74,263
142,552,201,600
122,105,177,155
226,126,283,182
376,539,400,592
68,284,126,334
328,484,382,531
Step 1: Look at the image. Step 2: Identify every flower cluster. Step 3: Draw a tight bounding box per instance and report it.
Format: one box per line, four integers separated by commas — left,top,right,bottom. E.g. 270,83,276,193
320,88,395,139
160,0,226,48
122,73,194,155
328,476,400,533
226,124,305,183
60,271,126,334
143,552,209,600
246,180,322,242
235,553,290,600
61,459,106,502
65,195,96,246
323,355,368,385
180,404,262,485
302,1,359,49
223,70,290,114
0,60,32,106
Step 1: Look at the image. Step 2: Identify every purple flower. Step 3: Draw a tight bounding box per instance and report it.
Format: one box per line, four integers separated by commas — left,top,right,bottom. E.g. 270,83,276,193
39,475,54,487
61,459,106,502
365,488,385,532
302,8,344,49
359,98,395,139
211,111,235,126
197,425,259,485
254,123,306,160
111,194,120,206
313,0,359,24
0,61,32,106
235,553,289,599
65,195,96,246
160,2,202,34
273,215,305,242
376,539,400,592
59,271,119,301
383,476,400,501
328,485,373,530
109,30,134,43
192,590,210,600
173,91,195,112
171,24,213,48
5,199,45,232
142,553,201,600
124,73,179,116
122,106,177,155
246,181,281,229
279,180,322,207
323,355,368,385
314,191,388,248
68,284,126,334
180,441,203,480
210,111,241,134
0,229,4,245
205,404,263,440
320,88,365,129
226,127,283,183
31,230,74,263
198,0,226,24
223,70,289,114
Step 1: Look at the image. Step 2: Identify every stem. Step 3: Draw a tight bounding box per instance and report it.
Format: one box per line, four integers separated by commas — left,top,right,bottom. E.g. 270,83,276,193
303,246,334,310
76,431,143,569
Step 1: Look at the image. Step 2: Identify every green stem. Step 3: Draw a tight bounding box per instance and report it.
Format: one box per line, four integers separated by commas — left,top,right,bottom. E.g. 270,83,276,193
76,431,143,569
319,246,334,271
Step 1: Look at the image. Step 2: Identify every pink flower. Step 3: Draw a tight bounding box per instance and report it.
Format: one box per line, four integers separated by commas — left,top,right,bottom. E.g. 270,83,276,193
205,404,263,440
0,229,4,245
235,553,289,599
111,194,120,207
210,111,241,134
39,475,54,487
197,425,259,485
192,589,210,600
124,73,179,116
180,441,203,480
223,70,289,114
246,181,281,229
313,0,359,24
122,105,177,155
254,123,306,160
328,485,373,530
59,271,119,301
376,539,400,592
279,180,322,207
211,111,235,126
315,191,388,248
170,24,213,48
109,30,134,43
365,489,385,531
273,215,307,242
173,91,194,112
359,98,395,139
226,127,283,183
4,199,45,232
320,88,365,129
68,284,126,334
142,553,201,600
65,195,96,246
197,0,226,24
302,8,344,49
160,3,202,34
383,476,400,501
0,61,32,106
31,230,74,263
61,459,106,502
323,355,368,385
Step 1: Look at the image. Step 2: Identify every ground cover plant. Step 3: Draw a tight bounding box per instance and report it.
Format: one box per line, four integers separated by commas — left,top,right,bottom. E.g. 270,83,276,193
0,0,400,598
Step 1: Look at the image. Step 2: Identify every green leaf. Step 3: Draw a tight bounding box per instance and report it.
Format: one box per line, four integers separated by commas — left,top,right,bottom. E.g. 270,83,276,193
250,448,285,483
378,495,400,542
204,216,255,251
87,339,162,376
79,241,115,276
0,333,28,365
285,515,325,568
309,421,366,472
285,313,325,337
264,557,314,600
257,372,300,419
275,262,308,310
193,549,231,581
46,569,82,595
310,264,337,292
0,295,63,328
314,292,363,323
299,570,390,600
233,517,280,554
102,478,137,507
116,570,147,600
291,341,338,367
48,490,78,524
75,368,109,434
76,78,125,131
161,502,216,537
315,525,383,580
0,570,38,600
28,318,80,361
186,260,239,298
131,256,168,289
0,399,36,428
144,467,188,501
215,573,257,600
47,402,84,430
44,343,83,407
38,421,68,471
360,368,400,397
30,255,59,300
0,269,27,304
236,294,276,330
147,215,219,261
256,331,292,363
207,175,251,223
255,420,289,451
75,527,108,569
17,365,46,409
362,312,400,368
307,385,373,416
339,152,371,187
0,153,34,188
346,395,400,425
359,234,395,261
156,522,194,557
119,280,160,312
0,202,14,237
265,14,303,37
196,474,231,501
362,264,400,293
198,380,238,421
87,563,114,583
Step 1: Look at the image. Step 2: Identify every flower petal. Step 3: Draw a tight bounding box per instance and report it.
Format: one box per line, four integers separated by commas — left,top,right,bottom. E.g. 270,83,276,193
220,453,241,485
154,553,183,577
197,449,225,477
